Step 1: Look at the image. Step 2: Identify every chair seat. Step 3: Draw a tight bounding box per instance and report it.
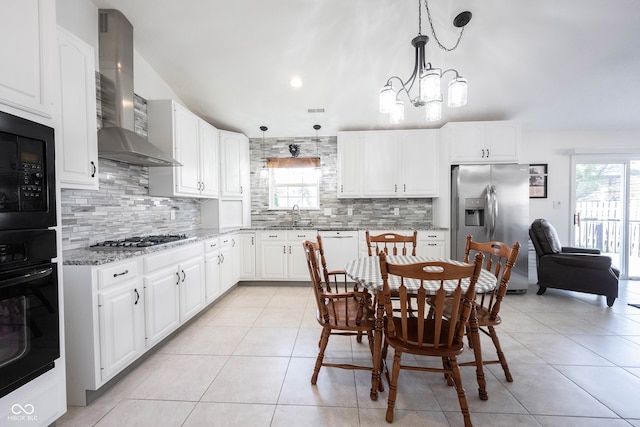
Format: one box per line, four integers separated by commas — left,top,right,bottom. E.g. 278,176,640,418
474,306,501,327
385,317,465,357
441,298,502,327
317,294,375,330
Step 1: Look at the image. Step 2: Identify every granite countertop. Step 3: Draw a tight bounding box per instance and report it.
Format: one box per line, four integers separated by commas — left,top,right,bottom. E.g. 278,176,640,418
62,228,236,266
62,225,447,266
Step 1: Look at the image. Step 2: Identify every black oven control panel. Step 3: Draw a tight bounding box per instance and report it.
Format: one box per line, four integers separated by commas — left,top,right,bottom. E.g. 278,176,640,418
20,159,45,209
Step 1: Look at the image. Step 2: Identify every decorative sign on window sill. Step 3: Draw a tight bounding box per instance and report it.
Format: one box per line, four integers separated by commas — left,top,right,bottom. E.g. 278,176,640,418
529,164,547,198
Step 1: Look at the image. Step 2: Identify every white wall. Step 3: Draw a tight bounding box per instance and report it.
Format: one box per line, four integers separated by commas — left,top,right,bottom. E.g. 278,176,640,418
56,0,185,104
521,128,640,242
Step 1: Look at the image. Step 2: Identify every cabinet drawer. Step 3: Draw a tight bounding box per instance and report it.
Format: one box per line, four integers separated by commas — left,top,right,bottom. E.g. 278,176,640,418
98,260,139,289
419,231,445,241
219,234,234,247
260,231,286,241
286,230,317,241
203,238,219,253
143,243,202,273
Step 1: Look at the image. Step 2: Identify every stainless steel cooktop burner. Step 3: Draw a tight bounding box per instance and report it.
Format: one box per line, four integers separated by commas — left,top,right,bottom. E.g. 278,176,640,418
89,234,195,250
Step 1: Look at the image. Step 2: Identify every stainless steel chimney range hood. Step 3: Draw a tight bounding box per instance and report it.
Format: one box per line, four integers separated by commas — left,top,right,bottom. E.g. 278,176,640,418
98,9,180,167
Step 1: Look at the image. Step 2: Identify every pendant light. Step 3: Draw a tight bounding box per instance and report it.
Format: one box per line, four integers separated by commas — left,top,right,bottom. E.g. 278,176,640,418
259,126,268,179
378,0,471,123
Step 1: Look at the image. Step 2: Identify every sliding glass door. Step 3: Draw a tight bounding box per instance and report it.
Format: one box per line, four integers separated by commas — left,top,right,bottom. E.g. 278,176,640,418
572,157,640,279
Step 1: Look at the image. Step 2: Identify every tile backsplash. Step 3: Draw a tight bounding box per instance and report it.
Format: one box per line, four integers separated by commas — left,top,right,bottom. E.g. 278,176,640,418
248,136,433,229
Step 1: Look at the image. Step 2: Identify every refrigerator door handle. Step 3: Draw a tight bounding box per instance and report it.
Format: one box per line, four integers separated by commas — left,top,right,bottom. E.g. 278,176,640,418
490,185,498,240
484,185,492,240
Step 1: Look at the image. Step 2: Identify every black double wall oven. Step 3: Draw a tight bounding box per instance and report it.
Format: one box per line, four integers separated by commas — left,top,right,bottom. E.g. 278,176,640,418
0,110,59,398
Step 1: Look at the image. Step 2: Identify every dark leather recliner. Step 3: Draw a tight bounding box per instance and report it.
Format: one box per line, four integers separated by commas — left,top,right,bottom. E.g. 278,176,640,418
529,218,619,307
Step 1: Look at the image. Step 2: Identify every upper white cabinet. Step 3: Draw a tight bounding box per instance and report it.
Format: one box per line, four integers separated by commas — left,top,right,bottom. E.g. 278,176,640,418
147,100,219,198
217,130,251,228
443,121,521,164
0,0,56,118
219,130,249,198
56,26,99,190
337,129,439,198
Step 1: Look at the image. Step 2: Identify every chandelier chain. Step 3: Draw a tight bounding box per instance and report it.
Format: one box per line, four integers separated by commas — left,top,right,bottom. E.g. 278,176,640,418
424,0,465,52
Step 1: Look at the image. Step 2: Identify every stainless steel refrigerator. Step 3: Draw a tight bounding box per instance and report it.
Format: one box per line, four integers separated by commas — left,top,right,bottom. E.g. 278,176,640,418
451,164,529,292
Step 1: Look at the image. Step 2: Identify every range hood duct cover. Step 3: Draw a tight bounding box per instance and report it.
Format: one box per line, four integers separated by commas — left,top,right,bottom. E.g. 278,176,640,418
97,9,180,167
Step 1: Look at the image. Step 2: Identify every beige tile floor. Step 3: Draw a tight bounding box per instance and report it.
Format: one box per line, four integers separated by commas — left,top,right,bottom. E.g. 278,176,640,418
56,280,640,427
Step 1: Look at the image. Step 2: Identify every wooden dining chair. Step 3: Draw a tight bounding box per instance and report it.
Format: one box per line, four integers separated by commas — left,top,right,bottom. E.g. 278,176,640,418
379,251,483,426
366,230,418,256
302,240,381,388
317,234,369,342
458,235,520,384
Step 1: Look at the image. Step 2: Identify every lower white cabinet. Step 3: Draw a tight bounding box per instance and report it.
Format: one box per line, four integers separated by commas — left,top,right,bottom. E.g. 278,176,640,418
359,229,448,259
239,231,256,279
143,243,205,346
97,270,145,381
63,236,245,405
64,258,144,405
218,234,235,293
416,230,447,258
257,230,316,280
204,238,222,303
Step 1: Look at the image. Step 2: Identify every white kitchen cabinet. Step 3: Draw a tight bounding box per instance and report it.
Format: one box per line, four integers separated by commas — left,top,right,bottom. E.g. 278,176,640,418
218,234,235,293
338,130,439,198
0,0,56,118
400,130,439,197
63,259,144,405
219,130,249,197
148,100,219,198
416,230,447,258
257,230,316,280
143,243,204,346
97,270,144,381
444,121,521,164
177,255,206,322
56,26,99,190
358,229,448,259
337,132,364,197
239,231,256,279
203,238,222,303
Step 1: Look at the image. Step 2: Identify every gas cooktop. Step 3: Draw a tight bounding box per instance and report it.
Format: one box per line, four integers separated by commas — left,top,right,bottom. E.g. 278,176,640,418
89,234,195,251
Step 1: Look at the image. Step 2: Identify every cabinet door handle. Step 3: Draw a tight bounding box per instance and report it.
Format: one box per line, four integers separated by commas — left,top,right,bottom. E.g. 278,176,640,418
289,245,292,254
283,245,286,254
486,149,490,158
217,254,221,265
113,269,129,278
181,270,186,282
240,186,243,194
251,236,254,245
134,288,140,305
176,272,180,284
394,184,397,193
481,149,485,158
201,182,205,191
221,254,225,263
232,239,236,247
91,161,96,178
341,184,344,193
403,184,406,192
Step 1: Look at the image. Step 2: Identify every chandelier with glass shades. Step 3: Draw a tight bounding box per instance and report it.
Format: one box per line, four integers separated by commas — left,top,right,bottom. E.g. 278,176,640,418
379,0,472,123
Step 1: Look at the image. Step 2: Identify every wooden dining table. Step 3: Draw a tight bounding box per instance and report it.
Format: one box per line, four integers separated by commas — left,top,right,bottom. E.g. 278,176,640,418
344,255,498,401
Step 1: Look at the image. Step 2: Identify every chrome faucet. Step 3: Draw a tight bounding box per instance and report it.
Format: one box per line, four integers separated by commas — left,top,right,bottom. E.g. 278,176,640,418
291,204,300,226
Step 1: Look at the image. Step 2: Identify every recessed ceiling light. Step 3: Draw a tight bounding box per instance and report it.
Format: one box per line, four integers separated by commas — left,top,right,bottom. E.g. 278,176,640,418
290,76,302,88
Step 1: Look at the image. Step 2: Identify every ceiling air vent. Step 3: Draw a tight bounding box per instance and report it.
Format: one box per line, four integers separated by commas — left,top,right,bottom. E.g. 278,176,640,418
307,108,325,113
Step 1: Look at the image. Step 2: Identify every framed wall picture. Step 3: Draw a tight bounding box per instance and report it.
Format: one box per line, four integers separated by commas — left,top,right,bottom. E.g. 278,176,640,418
529,164,547,198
